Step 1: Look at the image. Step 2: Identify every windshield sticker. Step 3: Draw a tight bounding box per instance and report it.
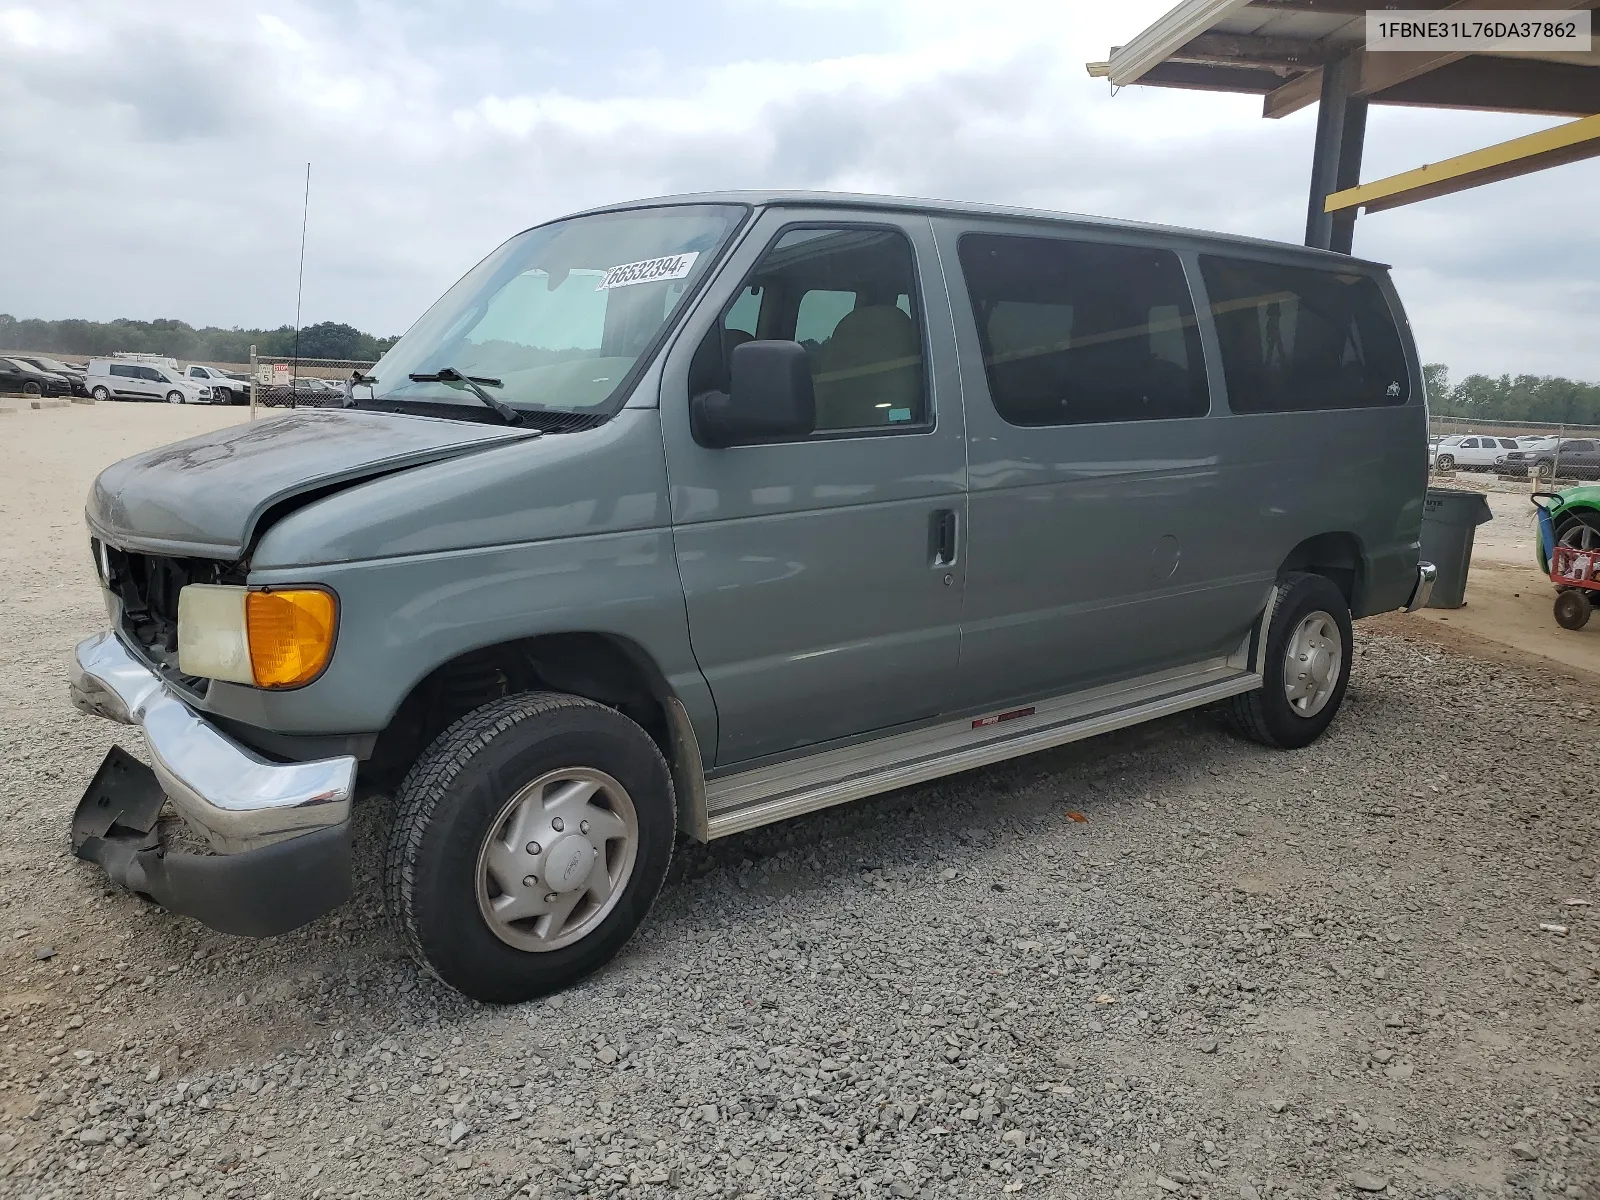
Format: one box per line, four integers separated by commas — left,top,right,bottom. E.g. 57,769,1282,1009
596,252,699,291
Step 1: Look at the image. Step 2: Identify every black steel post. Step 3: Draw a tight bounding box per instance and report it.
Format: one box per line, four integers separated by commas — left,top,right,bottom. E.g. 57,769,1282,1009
1305,53,1369,255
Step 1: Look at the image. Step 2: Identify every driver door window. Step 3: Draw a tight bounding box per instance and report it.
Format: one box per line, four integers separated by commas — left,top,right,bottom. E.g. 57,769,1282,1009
691,226,927,434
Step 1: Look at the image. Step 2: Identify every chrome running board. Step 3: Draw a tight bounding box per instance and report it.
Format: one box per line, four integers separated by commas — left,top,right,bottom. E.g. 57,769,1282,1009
703,654,1262,840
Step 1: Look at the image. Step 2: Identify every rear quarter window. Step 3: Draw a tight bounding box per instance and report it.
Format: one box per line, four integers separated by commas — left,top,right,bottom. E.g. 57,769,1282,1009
1200,257,1409,414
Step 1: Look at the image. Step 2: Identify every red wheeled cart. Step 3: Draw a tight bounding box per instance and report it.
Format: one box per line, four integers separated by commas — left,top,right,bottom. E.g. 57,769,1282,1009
1535,492,1600,630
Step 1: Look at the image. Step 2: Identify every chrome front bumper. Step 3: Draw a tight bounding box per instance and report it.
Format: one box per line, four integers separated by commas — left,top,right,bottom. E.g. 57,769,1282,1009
1404,561,1438,612
69,632,356,853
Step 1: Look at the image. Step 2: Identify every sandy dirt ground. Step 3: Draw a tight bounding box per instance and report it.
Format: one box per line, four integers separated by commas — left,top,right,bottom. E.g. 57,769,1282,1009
1399,477,1600,688
0,406,1595,1200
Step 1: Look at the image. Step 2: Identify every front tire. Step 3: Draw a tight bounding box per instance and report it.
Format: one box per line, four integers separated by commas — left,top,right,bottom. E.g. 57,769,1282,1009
1435,454,1455,471
1554,590,1592,631
166,390,185,404
1226,572,1353,750
384,692,675,1003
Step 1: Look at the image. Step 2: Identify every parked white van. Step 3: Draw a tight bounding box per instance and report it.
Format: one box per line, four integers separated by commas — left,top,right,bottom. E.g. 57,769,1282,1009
86,360,212,404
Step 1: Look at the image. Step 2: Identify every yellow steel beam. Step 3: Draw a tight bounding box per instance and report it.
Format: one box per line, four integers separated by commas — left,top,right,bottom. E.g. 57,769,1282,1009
1324,112,1600,214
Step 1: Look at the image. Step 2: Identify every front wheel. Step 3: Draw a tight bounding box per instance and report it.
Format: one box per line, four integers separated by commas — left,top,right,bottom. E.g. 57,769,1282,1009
1535,460,1555,482
166,390,186,404
23,381,41,396
1435,453,1455,471
1554,590,1592,631
384,692,675,1003
1225,572,1353,750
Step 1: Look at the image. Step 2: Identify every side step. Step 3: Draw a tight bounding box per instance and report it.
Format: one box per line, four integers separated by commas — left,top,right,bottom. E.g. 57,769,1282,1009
703,657,1261,839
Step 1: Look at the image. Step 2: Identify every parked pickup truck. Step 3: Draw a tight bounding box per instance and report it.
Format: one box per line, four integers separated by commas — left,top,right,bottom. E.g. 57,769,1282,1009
66,191,1435,1003
183,364,250,405
1499,438,1600,482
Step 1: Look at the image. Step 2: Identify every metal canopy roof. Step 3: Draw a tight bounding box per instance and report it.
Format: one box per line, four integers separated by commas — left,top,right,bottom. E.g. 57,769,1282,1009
1090,0,1600,120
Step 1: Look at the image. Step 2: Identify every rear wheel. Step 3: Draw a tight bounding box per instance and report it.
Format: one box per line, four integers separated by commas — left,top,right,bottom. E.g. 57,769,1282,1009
1554,590,1592,631
384,692,675,1003
1226,572,1353,750
1556,516,1600,553
90,386,110,402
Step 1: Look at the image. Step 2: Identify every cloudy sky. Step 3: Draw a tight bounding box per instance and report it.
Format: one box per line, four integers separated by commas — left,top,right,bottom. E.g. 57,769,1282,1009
2,0,1596,382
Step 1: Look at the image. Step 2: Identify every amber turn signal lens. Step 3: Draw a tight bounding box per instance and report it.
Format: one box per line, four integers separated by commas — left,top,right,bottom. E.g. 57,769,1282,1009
245,589,337,688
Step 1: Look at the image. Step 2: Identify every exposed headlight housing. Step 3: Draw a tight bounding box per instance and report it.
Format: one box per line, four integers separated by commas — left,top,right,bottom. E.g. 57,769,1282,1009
177,584,338,689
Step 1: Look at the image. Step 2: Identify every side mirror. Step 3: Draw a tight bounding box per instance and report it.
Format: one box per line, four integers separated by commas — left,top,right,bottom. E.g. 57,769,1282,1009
691,340,815,449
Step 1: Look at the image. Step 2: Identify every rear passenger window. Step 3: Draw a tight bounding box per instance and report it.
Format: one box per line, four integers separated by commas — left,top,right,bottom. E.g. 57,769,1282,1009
110,364,135,378
691,226,926,433
956,234,1208,426
1200,257,1409,413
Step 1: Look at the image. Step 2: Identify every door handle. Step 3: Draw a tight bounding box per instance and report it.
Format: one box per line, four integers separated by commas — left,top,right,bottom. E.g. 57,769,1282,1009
930,508,958,569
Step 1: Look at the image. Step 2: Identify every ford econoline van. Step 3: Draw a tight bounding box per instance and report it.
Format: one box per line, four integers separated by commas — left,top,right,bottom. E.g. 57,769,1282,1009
67,192,1434,1002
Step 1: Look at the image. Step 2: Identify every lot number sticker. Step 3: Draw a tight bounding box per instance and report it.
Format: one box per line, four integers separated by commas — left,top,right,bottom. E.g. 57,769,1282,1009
597,252,698,290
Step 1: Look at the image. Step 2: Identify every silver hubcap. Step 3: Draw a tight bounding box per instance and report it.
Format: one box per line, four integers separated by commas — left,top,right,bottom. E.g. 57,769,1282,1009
1559,523,1599,553
1283,610,1342,718
474,767,638,953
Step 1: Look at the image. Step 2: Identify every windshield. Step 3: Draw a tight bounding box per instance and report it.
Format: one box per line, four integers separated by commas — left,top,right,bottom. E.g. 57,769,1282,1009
367,204,745,415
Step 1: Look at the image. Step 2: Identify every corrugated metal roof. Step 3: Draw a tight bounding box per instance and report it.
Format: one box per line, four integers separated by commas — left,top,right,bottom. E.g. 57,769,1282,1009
1095,1,1599,119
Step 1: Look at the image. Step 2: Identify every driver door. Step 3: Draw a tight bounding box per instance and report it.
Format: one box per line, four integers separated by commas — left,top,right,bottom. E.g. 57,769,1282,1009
658,210,968,767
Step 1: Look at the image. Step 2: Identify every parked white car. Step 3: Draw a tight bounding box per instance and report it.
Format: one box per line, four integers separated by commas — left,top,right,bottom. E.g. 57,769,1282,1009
1430,434,1520,471
85,359,211,404
183,364,249,405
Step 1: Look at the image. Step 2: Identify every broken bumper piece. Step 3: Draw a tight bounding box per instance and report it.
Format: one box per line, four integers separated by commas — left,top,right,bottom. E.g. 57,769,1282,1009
68,631,357,936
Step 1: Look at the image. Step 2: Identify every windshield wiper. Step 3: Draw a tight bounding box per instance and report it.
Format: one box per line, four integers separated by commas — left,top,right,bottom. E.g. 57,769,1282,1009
408,367,522,425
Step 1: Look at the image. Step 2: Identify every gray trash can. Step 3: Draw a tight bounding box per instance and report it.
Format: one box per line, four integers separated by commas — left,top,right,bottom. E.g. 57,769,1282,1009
1419,487,1494,608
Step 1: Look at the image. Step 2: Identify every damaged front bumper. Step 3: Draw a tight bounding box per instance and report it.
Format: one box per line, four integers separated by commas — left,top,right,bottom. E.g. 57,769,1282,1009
68,631,357,936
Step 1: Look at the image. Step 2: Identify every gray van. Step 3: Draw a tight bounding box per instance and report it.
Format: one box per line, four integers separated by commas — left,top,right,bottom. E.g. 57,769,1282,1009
68,192,1435,1002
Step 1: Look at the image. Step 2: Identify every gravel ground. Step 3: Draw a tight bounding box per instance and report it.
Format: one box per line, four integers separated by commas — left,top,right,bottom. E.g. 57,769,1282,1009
2,407,1598,1200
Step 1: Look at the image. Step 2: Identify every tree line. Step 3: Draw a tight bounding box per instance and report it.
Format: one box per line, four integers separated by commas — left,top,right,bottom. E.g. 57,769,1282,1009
1424,364,1600,428
0,315,399,365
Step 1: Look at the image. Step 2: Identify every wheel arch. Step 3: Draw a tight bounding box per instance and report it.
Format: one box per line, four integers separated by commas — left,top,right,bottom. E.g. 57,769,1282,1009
365,630,710,840
1277,531,1365,613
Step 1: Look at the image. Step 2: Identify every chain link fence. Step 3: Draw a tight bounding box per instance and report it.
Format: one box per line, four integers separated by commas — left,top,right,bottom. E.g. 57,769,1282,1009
1429,415,1600,484
248,347,375,415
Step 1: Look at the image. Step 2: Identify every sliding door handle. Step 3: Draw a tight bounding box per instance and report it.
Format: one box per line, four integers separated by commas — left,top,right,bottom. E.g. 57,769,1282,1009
930,509,958,568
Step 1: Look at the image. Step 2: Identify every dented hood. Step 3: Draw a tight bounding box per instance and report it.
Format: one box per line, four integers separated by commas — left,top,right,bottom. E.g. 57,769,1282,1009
87,408,540,559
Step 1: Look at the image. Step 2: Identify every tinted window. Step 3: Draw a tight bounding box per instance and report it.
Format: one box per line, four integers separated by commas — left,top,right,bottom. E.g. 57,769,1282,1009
692,226,926,433
1460,438,1479,448
1500,439,1518,449
1201,257,1409,413
1566,440,1595,452
956,233,1208,426
110,364,136,378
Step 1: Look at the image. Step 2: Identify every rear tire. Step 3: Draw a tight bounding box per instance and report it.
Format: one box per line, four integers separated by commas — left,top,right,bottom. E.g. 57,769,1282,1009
1554,590,1592,631
1226,572,1353,750
90,386,110,402
384,692,675,1003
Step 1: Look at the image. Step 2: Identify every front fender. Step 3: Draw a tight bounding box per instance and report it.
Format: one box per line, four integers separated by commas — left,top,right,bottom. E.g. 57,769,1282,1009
200,530,715,757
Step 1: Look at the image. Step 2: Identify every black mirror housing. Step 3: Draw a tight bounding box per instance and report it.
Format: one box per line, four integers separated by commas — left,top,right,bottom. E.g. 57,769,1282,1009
691,340,815,448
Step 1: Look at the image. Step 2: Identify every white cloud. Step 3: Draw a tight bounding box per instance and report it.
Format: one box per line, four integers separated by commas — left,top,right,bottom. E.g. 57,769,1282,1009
0,0,1595,381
